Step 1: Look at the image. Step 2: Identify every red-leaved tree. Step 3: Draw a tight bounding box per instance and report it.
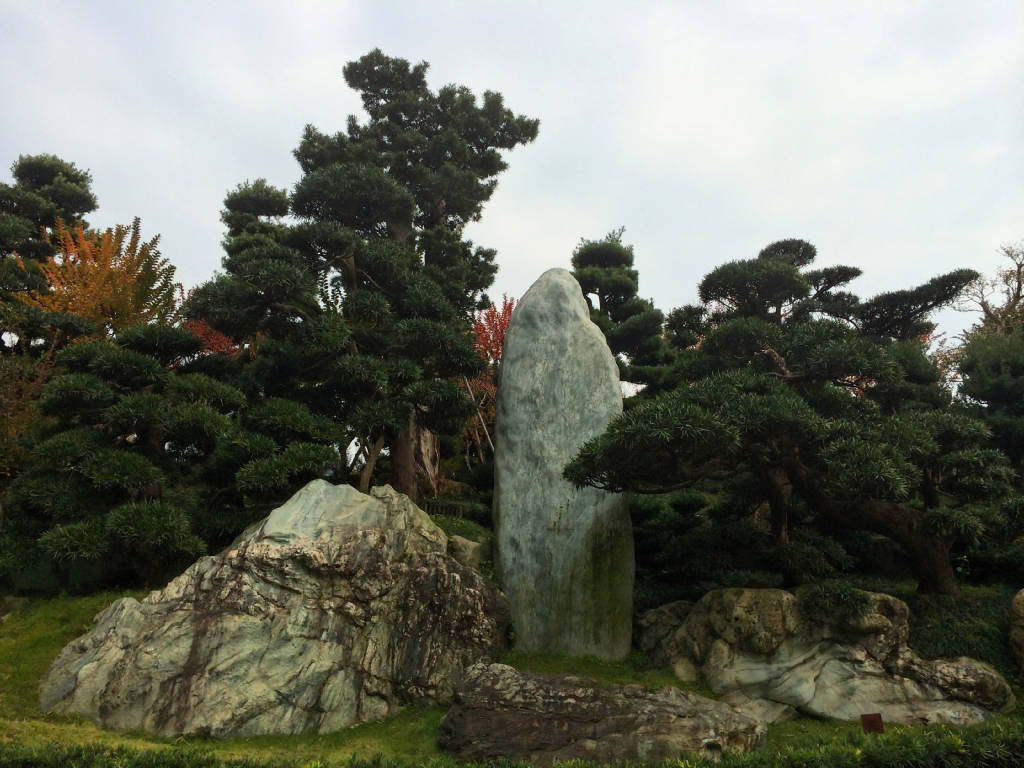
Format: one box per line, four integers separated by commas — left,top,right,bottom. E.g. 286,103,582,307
462,295,515,465
182,318,237,355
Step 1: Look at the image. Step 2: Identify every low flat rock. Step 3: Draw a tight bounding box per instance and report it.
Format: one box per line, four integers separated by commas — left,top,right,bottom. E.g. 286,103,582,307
665,588,1015,726
40,481,509,737
437,663,764,765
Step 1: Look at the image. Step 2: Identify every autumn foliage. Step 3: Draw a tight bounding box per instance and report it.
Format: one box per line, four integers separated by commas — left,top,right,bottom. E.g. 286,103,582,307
182,318,236,354
17,217,179,334
462,295,515,464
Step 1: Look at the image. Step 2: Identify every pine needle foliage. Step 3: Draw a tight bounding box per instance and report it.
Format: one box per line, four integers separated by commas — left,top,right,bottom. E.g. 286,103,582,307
567,239,1009,595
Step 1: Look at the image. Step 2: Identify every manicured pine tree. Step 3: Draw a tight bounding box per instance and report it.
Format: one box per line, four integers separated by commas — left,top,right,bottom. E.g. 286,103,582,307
3,326,212,587
566,239,1010,595
189,50,538,501
0,153,97,262
2,319,342,589
2,158,100,547
571,228,672,391
1,154,100,353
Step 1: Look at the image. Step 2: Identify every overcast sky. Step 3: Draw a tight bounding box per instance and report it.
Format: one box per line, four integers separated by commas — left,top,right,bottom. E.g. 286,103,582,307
3,0,1022,339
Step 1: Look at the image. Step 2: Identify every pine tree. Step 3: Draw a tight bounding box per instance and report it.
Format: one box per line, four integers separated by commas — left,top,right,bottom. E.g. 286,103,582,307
1,154,99,354
571,228,670,390
188,50,538,501
3,327,211,587
566,239,1009,595
2,322,341,589
0,154,97,262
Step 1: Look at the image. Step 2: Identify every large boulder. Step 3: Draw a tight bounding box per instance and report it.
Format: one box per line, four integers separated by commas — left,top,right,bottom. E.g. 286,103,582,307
494,268,633,660
438,663,764,765
664,588,1014,725
40,481,509,737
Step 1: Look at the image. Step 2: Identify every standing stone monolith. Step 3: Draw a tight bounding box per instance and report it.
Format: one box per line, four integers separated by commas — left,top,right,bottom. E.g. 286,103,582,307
494,268,633,660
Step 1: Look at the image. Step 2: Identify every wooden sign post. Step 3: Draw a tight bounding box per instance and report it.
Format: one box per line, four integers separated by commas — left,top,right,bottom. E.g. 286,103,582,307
861,713,884,734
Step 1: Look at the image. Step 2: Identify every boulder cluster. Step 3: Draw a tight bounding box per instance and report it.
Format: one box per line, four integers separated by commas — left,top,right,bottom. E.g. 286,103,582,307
37,480,1018,762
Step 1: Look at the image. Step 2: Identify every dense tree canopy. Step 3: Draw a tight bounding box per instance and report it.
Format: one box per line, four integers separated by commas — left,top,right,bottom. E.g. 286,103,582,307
957,244,1024,471
187,49,538,501
2,75,1018,616
566,239,1008,595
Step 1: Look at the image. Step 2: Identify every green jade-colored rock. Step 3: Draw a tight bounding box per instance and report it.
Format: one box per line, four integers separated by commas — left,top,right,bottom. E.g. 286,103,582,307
494,268,634,660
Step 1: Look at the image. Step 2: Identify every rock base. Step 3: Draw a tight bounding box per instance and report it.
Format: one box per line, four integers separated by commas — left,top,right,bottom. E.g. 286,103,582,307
438,663,764,765
653,588,1015,725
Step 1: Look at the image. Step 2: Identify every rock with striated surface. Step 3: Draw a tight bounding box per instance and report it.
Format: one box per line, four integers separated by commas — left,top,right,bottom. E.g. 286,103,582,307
438,663,764,765
494,268,633,660
40,481,509,737
664,588,1015,726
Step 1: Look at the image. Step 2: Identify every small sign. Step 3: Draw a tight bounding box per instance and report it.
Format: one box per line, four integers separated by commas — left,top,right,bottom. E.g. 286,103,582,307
861,713,884,734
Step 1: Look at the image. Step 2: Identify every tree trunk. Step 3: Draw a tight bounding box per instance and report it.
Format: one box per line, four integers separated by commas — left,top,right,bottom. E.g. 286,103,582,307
358,436,386,493
846,499,960,596
765,468,791,545
392,410,440,503
787,461,961,596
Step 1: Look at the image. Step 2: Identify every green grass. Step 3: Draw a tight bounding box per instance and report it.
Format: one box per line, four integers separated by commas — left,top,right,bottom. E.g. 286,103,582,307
0,589,148,719
207,706,444,763
3,588,1023,766
497,648,716,698
428,514,491,544
763,715,907,753
0,706,446,762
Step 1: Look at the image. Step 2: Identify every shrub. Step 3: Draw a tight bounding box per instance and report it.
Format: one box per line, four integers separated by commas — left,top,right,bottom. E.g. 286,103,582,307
796,580,874,626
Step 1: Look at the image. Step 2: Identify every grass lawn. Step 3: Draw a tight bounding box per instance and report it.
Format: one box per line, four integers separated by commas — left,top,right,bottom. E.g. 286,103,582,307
0,592,446,763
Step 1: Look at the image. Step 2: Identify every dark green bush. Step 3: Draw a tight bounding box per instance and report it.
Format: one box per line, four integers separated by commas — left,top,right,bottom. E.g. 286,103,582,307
796,580,874,625
907,585,1018,680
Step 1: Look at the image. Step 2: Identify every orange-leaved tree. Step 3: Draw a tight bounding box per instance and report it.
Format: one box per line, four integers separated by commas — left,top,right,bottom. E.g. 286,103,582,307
16,217,179,335
462,295,515,466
